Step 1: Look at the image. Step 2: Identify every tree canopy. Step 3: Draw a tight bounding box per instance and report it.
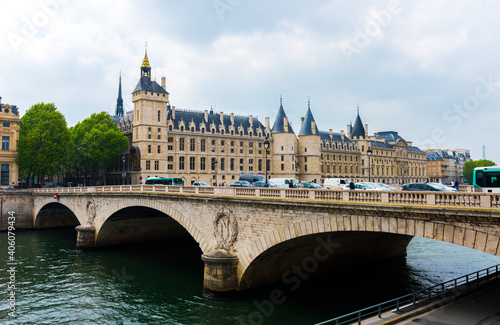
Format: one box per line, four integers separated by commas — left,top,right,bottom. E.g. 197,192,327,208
70,112,128,184
463,159,497,184
17,102,72,184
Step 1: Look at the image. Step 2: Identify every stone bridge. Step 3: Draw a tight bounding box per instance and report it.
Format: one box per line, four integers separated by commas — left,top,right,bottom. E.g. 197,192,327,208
31,185,500,292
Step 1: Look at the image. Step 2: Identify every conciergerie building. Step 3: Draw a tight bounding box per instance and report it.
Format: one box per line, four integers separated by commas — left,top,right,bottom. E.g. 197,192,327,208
110,49,427,186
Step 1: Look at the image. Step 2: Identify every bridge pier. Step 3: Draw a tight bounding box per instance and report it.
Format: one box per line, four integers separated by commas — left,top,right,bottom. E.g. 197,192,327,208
76,226,96,250
201,250,239,293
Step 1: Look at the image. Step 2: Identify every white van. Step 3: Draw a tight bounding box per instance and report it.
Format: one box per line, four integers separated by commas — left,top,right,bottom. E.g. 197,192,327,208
268,178,299,188
323,178,348,189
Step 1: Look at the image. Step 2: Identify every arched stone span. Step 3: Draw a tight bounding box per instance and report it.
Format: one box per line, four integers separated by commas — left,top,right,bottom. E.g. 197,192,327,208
237,214,500,290
34,202,82,228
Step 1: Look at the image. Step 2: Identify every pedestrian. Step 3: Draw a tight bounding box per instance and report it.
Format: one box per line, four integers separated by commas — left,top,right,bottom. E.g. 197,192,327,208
451,180,456,188
455,180,459,191
289,180,294,188
349,180,355,190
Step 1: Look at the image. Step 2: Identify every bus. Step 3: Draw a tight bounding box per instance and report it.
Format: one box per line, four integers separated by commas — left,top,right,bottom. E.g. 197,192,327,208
473,166,500,193
145,177,184,186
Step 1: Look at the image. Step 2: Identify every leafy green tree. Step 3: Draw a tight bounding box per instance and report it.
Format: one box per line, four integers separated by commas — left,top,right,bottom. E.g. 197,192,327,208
463,159,496,184
17,103,72,186
70,112,128,185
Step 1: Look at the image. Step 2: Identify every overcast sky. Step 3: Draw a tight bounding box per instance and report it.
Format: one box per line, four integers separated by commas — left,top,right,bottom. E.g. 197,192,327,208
1,0,499,163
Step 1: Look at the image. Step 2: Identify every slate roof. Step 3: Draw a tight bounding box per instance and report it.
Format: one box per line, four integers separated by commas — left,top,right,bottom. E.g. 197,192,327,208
351,111,365,138
0,103,19,115
407,146,425,153
167,108,265,135
132,77,169,94
370,140,393,149
298,107,320,136
427,151,443,161
319,131,349,143
376,131,403,143
271,102,294,134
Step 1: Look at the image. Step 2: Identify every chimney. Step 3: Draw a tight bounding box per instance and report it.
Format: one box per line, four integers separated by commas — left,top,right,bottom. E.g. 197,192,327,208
172,106,176,119
329,129,333,138
204,110,209,123
220,111,224,124
161,77,166,90
365,124,368,135
311,121,316,134
346,124,351,138
340,130,344,138
301,117,305,126
265,117,270,131
249,115,253,127
284,117,289,132
230,112,234,125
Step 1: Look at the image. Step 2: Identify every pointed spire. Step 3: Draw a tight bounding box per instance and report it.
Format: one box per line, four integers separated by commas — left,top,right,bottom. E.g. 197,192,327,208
116,72,124,117
351,103,365,138
299,98,320,136
271,96,294,134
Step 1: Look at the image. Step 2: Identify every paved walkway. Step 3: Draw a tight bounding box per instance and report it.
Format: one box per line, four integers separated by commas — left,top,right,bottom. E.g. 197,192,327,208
363,277,500,325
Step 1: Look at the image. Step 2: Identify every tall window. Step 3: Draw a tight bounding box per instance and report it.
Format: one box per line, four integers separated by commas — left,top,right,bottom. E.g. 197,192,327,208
158,110,161,122
211,158,217,171
146,160,151,170
201,139,206,152
148,145,151,154
1,164,9,185
167,156,174,170
154,161,159,170
220,158,225,171
230,158,234,171
168,137,174,151
190,157,195,170
200,157,206,171
2,136,9,151
179,157,185,170
258,159,262,171
157,145,161,154
190,138,195,151
179,138,185,151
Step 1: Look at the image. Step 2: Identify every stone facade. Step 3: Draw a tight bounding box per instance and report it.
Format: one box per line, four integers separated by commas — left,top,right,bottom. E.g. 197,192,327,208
426,149,470,184
110,50,427,186
0,97,20,187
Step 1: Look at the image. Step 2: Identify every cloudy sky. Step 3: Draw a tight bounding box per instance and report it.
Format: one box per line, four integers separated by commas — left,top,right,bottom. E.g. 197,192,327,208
1,0,499,163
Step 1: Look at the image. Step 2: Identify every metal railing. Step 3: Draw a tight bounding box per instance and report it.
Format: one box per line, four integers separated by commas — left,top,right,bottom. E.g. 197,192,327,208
32,185,500,208
315,264,500,325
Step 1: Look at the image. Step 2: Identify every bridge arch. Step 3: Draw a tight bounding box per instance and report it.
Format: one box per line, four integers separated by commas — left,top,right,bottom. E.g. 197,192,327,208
92,197,213,252
238,214,500,290
34,201,82,229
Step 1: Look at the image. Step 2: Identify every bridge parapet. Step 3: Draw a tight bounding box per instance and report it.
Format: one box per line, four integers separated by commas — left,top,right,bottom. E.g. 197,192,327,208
34,186,500,208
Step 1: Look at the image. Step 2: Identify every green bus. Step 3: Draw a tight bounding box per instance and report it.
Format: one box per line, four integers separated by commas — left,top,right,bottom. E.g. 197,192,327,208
145,177,184,186
473,166,500,193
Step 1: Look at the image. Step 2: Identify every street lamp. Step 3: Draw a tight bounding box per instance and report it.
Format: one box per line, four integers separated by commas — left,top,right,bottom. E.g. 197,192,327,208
122,154,126,185
367,147,372,182
60,165,63,187
213,159,218,186
264,136,270,187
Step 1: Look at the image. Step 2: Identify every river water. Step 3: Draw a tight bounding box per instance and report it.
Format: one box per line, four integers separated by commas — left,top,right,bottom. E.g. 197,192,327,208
1,228,500,325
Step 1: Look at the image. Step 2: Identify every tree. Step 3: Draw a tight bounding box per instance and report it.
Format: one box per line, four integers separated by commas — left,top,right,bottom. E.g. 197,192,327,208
17,103,72,186
463,159,496,184
70,113,128,185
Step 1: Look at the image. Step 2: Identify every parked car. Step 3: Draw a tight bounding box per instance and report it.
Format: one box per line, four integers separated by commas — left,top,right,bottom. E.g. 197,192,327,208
239,174,266,184
375,183,398,191
193,182,209,186
230,180,252,187
252,181,277,188
401,183,457,192
323,178,348,189
302,182,323,189
342,183,370,190
358,182,384,190
268,178,299,188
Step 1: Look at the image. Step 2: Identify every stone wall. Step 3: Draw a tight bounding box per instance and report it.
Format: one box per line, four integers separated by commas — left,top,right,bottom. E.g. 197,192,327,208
0,192,33,231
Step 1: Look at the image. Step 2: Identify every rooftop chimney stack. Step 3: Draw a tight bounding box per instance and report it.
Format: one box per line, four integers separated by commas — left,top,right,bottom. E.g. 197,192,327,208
161,77,166,90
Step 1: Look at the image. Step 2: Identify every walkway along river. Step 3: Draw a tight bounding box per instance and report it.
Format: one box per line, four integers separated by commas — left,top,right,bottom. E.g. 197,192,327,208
1,229,500,325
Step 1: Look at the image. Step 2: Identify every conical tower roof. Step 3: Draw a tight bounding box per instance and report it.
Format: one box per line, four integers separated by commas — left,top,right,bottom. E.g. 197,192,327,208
298,99,319,136
271,97,294,134
351,105,365,138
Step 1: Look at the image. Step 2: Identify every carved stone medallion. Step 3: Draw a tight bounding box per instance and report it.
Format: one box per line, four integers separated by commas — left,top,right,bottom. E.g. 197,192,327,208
214,207,238,251
86,199,96,225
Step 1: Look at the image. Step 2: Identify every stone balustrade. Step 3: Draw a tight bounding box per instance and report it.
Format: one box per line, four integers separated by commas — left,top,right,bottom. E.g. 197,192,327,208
33,186,500,208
